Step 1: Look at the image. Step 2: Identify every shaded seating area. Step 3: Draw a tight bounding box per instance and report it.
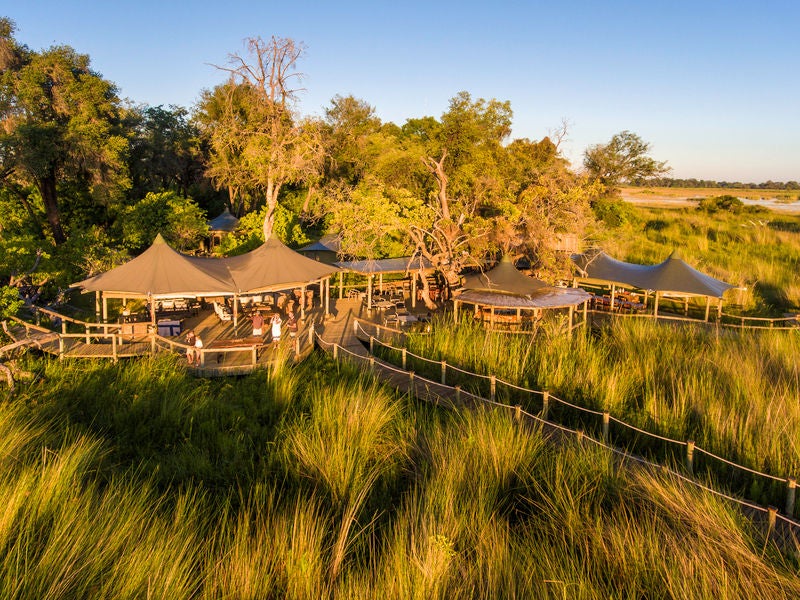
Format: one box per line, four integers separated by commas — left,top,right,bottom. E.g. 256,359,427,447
334,256,435,310
453,257,592,331
72,234,339,347
572,250,734,321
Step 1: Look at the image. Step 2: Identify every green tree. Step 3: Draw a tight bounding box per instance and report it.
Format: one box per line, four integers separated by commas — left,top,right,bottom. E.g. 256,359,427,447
197,36,325,238
127,104,205,199
0,18,129,244
583,130,669,193
121,191,208,252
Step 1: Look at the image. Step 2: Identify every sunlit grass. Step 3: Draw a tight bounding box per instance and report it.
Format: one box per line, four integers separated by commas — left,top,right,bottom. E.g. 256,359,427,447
1,349,799,597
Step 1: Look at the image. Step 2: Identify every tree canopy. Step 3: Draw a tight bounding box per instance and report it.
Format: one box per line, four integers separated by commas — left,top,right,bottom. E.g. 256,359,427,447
0,22,655,307
583,130,670,193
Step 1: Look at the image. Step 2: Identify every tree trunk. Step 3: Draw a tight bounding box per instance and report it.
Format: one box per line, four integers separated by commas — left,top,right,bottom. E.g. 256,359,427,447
0,362,15,391
38,171,66,244
262,178,281,240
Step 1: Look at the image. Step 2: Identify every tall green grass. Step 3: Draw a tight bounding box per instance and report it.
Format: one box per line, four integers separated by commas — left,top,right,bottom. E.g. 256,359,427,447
405,317,800,481
1,352,799,598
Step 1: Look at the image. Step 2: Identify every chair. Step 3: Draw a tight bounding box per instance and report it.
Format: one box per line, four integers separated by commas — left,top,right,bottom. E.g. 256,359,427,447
213,301,232,322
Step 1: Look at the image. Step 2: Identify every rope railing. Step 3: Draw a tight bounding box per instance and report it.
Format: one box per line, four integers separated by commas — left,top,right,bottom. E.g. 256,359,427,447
314,328,800,536
350,320,800,519
588,306,799,330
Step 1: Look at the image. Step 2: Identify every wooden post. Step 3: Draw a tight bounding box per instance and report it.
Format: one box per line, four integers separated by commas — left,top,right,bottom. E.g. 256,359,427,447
339,271,344,299
686,440,695,475
455,385,461,403
369,336,374,353
112,334,118,362
102,295,108,323
411,275,417,309
301,285,307,320
408,371,415,395
568,305,575,335
610,284,616,312
786,478,797,517
704,297,711,322
602,411,610,441
369,356,375,370
294,336,300,356
515,404,522,423
233,293,239,329
490,375,496,402
453,299,459,323
308,323,315,347
441,360,446,385
367,276,373,310
95,291,101,320
576,430,584,444
333,343,339,360
542,391,549,420
251,346,257,365
654,292,660,318
402,348,407,370
353,319,359,334
58,336,64,360
325,277,330,316
768,506,777,530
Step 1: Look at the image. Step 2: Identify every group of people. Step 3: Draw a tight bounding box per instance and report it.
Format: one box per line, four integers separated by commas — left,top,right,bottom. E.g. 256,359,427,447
184,308,299,366
250,310,297,342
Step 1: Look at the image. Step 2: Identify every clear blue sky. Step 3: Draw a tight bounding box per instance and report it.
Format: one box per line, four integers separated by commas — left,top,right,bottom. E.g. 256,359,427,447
9,1,800,182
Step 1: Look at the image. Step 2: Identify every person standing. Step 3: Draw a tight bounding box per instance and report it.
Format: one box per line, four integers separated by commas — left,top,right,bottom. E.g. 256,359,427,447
193,333,203,366
251,310,264,337
285,311,298,338
185,330,196,365
270,313,283,345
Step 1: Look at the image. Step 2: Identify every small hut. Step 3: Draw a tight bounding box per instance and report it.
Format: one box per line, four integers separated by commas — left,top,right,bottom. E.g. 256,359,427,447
207,207,239,250
298,233,342,264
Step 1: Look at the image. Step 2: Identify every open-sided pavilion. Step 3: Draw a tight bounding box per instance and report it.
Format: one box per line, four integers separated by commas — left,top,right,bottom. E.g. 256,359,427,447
571,250,734,320
333,256,435,309
74,234,339,328
453,257,592,329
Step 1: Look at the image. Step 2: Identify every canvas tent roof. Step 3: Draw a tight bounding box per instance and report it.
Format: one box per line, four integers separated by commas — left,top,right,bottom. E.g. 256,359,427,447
208,207,239,232
221,236,339,293
571,250,733,298
73,235,339,297
298,233,342,254
75,234,235,297
459,257,591,309
335,256,434,275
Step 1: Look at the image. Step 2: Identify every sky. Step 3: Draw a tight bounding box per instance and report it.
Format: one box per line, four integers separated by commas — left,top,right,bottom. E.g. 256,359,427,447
8,1,800,182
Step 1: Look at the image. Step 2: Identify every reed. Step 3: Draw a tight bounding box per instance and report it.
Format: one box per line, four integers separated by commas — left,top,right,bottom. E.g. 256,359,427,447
2,351,799,597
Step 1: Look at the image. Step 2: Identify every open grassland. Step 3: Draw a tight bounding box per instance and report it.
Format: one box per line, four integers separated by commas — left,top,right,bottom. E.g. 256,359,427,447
406,318,800,489
591,200,800,312
1,352,799,598
621,186,800,202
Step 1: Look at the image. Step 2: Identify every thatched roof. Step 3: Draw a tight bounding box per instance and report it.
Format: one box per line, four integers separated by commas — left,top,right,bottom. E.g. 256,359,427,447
572,250,733,298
